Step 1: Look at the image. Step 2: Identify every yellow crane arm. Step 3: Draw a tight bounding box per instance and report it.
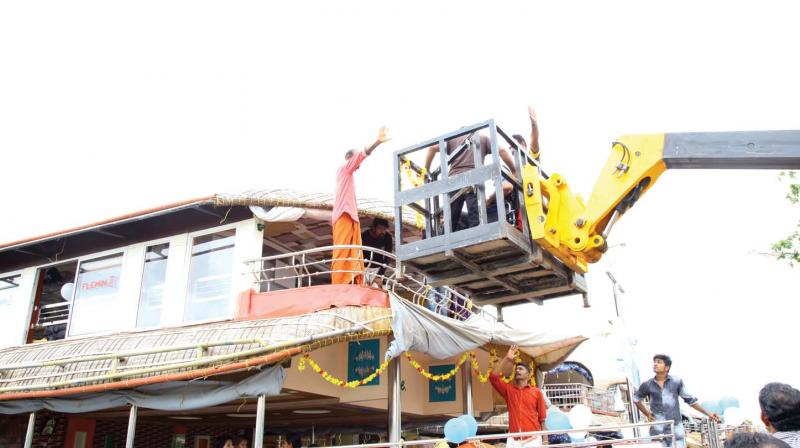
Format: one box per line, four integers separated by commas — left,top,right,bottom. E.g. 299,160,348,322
523,131,800,273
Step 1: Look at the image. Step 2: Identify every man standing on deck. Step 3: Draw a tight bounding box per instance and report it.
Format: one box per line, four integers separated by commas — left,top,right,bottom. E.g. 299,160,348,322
331,126,390,285
361,217,393,287
489,344,547,448
634,354,720,448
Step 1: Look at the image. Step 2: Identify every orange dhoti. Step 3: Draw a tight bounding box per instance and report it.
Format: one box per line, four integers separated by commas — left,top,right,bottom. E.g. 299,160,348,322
332,214,364,285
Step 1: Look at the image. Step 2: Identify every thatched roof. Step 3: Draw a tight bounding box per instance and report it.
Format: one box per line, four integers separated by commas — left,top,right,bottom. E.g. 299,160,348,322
214,189,420,227
0,306,392,399
0,189,419,254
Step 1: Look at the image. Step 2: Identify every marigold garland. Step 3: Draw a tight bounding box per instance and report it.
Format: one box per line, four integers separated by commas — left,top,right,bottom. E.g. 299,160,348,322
298,353,390,388
468,349,536,386
297,349,537,388
402,160,427,229
403,352,468,381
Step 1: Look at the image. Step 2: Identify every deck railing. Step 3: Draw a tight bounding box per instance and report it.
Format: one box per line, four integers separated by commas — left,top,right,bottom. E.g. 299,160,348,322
543,383,621,415
333,420,675,448
244,245,498,323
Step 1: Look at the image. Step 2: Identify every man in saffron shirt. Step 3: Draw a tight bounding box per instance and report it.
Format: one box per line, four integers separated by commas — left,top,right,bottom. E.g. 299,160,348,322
331,126,390,285
490,345,547,448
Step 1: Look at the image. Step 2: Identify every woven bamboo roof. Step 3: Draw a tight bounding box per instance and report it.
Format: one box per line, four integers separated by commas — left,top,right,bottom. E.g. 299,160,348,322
214,189,420,227
0,189,419,253
0,306,392,398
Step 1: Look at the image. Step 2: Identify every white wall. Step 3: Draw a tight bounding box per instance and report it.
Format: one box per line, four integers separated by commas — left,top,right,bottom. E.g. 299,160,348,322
0,268,37,349
0,217,263,348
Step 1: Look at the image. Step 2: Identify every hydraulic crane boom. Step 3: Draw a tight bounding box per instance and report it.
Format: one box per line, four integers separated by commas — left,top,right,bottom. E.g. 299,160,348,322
523,130,800,273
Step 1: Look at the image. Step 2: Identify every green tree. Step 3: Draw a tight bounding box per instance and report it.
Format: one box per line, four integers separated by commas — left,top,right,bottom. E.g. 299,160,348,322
772,171,800,265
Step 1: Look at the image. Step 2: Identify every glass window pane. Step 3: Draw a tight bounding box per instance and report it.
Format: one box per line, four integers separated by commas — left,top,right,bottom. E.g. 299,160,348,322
136,243,170,328
184,230,235,322
0,275,20,307
69,253,124,336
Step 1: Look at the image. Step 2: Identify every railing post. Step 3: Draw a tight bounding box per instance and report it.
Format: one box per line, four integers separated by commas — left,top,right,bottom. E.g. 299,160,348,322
463,360,474,416
387,353,402,442
254,394,266,448
125,405,138,448
23,412,35,448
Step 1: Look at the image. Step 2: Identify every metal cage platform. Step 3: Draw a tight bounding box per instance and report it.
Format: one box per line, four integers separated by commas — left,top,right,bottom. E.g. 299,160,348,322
393,120,587,307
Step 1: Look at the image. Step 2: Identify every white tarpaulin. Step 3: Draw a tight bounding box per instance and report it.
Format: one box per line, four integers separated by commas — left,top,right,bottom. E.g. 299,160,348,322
386,294,588,370
0,364,285,414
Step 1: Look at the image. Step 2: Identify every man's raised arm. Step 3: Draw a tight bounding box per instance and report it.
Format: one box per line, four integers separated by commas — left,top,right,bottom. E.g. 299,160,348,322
365,126,390,156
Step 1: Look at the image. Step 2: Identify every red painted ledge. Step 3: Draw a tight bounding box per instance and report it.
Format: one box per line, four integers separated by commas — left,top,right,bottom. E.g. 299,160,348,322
236,284,390,320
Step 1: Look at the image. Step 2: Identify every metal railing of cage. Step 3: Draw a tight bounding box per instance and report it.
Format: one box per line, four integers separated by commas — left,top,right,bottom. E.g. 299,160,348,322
326,420,676,448
684,418,753,448
244,245,498,323
543,383,621,414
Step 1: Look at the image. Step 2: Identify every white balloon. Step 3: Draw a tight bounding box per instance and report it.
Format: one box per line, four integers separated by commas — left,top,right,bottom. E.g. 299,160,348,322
568,404,593,439
723,407,745,427
60,283,75,301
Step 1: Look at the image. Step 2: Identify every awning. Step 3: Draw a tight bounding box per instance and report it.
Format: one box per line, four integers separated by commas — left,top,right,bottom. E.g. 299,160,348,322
0,364,284,414
385,294,588,370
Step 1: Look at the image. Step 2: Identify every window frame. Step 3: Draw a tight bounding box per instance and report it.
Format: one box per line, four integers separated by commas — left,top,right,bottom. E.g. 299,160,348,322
181,222,239,325
133,236,173,330
64,250,128,338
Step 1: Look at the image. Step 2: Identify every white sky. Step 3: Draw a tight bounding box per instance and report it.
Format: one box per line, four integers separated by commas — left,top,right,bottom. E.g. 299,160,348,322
2,0,799,425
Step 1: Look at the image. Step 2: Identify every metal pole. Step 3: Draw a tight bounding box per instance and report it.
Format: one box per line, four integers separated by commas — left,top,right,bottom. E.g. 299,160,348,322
125,405,138,448
23,412,35,448
463,361,474,416
626,378,640,438
387,356,402,442
254,394,266,448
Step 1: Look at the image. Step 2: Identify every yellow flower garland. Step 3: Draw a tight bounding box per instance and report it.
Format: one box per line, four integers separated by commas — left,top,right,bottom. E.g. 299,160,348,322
402,160,427,229
404,352,469,381
298,353,390,388
297,349,537,388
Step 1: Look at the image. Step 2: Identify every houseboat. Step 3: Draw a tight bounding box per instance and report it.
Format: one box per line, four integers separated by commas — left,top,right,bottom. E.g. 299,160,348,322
0,189,597,448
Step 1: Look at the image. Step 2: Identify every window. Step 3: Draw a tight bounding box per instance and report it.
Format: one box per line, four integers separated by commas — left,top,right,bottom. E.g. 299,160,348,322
184,230,235,322
136,243,170,328
0,275,19,307
68,253,124,336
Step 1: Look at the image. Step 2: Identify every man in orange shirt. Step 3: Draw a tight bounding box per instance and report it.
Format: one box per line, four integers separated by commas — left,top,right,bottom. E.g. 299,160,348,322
489,345,547,448
331,126,390,285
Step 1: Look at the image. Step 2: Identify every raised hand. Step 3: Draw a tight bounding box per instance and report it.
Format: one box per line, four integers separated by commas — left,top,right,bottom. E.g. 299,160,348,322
506,344,520,361
377,126,391,144
528,106,538,126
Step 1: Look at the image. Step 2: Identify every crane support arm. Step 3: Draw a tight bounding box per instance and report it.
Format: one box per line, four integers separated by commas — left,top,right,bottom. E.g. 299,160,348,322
522,130,800,273
662,130,800,169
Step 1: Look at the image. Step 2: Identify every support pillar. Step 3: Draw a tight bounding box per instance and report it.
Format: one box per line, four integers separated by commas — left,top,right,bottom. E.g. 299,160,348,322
254,394,266,448
387,356,401,442
462,362,474,416
23,412,35,448
125,405,138,448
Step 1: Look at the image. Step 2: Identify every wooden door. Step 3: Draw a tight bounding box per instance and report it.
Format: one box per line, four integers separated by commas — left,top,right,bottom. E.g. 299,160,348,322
64,417,95,448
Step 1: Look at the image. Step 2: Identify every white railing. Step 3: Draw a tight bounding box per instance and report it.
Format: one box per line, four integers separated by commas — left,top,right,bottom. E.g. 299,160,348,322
245,245,498,323
35,302,70,327
331,420,676,448
544,383,621,414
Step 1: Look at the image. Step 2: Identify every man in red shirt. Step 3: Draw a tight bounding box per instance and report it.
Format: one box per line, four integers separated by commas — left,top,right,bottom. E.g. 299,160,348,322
331,126,390,285
489,345,548,448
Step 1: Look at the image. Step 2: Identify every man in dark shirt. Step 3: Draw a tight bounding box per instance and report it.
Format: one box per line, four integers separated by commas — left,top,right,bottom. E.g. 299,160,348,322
361,218,393,287
424,132,517,232
634,354,719,448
